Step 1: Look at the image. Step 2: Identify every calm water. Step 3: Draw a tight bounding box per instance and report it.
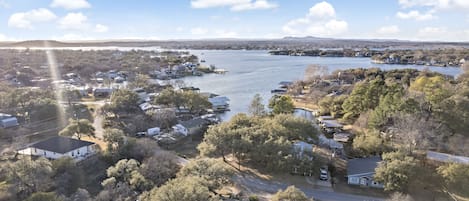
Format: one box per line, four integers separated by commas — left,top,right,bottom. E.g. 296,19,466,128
182,50,461,121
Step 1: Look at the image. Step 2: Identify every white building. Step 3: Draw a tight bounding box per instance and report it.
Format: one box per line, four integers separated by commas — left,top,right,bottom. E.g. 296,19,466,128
18,136,96,161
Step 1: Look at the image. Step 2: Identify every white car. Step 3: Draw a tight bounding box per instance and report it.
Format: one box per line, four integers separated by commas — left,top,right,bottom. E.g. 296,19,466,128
319,166,329,181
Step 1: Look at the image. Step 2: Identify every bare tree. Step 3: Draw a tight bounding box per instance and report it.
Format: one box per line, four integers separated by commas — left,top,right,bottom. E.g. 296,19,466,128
392,113,445,153
304,64,328,82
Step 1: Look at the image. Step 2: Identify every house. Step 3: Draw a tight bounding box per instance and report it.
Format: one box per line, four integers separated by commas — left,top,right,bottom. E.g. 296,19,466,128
333,132,351,143
320,120,343,129
133,88,150,103
347,156,384,188
292,141,314,159
18,136,95,161
426,151,469,165
173,118,208,136
316,116,334,123
93,87,113,97
318,134,343,149
208,96,230,112
0,113,19,128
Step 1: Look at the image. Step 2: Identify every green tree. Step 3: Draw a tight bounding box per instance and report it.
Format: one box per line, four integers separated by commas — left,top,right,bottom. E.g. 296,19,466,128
374,151,419,191
109,89,140,113
25,192,62,201
103,128,126,152
103,158,151,192
437,163,469,196
269,95,295,115
153,88,185,109
178,158,233,192
51,157,84,196
140,153,180,187
352,131,387,156
2,158,53,199
248,94,267,116
271,186,312,201
59,118,95,140
182,91,211,114
342,78,386,121
147,176,213,201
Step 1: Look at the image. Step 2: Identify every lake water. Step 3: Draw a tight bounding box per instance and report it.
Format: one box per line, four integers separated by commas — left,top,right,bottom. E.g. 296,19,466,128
182,50,462,121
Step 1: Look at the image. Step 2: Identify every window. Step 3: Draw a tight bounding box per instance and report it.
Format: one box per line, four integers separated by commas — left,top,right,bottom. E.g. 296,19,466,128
43,151,46,156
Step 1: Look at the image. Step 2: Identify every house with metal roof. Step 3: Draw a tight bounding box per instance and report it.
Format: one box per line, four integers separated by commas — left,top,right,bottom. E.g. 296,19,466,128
18,136,96,161
347,156,384,188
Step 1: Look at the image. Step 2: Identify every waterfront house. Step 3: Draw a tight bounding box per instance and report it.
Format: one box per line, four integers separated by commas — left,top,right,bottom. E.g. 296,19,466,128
173,118,208,136
18,136,96,161
347,156,384,188
208,96,230,112
0,113,19,128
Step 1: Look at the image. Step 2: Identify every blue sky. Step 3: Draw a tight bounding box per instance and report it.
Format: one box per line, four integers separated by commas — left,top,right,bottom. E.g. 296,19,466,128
0,0,468,41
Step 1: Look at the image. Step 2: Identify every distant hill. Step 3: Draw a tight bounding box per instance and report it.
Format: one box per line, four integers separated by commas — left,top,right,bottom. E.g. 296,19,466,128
1,37,468,50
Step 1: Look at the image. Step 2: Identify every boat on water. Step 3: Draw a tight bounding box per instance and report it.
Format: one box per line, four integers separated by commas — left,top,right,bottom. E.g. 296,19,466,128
213,69,228,74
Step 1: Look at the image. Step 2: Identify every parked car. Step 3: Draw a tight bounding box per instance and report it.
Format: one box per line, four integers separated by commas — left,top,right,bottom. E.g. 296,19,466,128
320,165,329,181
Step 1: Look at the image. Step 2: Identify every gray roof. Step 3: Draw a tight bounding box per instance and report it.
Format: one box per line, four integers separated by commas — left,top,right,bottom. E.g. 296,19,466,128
30,136,94,154
0,113,14,121
347,156,381,176
180,118,208,129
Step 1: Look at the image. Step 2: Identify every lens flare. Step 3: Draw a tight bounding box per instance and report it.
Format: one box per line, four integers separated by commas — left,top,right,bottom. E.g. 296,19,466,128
44,41,67,127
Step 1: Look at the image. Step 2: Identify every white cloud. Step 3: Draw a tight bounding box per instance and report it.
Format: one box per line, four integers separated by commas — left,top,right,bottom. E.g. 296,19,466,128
231,0,277,11
191,27,209,35
95,24,109,33
59,12,89,30
215,30,238,38
376,25,400,35
50,0,91,10
191,0,277,11
8,8,57,29
175,27,184,32
398,0,469,10
283,1,348,37
308,1,335,18
396,10,435,20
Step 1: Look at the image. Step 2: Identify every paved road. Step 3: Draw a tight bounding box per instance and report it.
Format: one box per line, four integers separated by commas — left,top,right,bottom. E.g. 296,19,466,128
234,174,385,201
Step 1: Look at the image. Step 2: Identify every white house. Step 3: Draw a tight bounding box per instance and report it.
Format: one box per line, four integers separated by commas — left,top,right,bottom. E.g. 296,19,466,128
172,118,208,136
18,136,96,161
172,124,188,136
347,156,384,188
0,113,19,128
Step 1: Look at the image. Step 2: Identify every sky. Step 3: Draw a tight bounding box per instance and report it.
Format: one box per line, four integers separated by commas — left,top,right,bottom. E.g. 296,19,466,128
0,0,468,42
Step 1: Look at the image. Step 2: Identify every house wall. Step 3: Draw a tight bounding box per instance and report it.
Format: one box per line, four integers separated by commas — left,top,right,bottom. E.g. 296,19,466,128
18,145,94,160
347,174,383,188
